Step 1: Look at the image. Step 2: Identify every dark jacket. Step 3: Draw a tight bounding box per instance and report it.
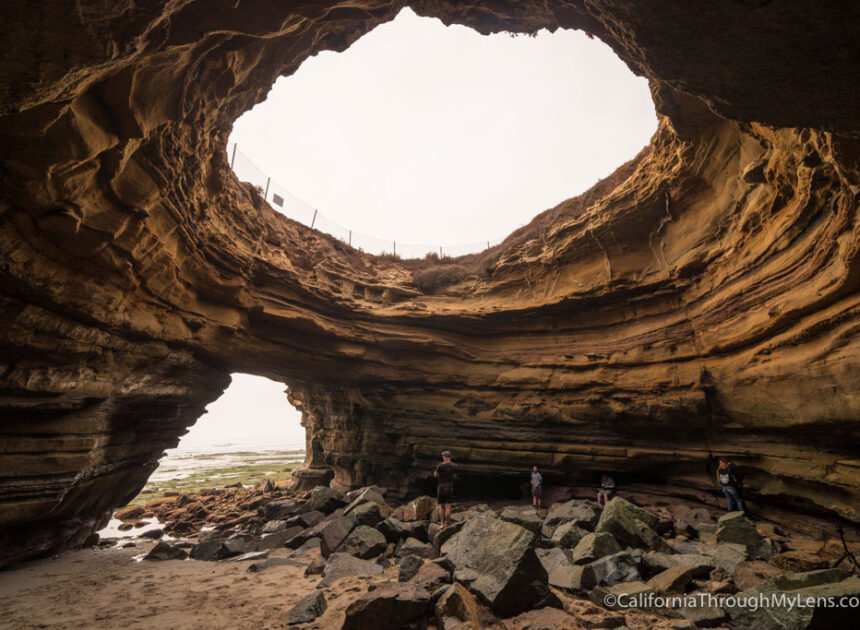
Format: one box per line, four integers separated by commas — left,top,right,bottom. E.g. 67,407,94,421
718,463,743,489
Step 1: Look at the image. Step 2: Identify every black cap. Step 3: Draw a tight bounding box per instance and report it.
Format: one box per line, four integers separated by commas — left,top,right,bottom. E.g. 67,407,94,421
441,450,451,458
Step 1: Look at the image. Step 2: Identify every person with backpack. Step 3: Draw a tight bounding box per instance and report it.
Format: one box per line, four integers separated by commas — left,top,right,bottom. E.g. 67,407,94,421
434,450,457,529
717,457,745,512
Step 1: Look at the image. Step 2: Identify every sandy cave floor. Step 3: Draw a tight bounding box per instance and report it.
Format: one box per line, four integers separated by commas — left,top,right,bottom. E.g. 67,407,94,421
0,545,379,630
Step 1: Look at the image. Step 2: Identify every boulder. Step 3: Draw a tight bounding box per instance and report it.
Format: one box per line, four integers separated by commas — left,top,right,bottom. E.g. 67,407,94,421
398,554,425,582
286,510,325,529
713,542,748,574
342,525,387,559
342,582,431,630
343,487,389,515
285,517,330,549
227,532,259,550
139,528,163,540
427,523,441,543
432,520,465,556
732,560,785,591
320,552,384,587
290,537,321,558
537,547,594,590
435,583,481,630
189,538,248,561
410,561,451,592
258,526,304,551
594,498,670,552
114,506,145,520
396,496,436,522
351,502,388,527
262,500,298,521
571,532,621,565
442,514,550,616
396,536,433,559
551,522,590,548
262,519,289,534
345,485,387,503
304,555,326,577
319,514,357,558
588,551,641,586
286,591,327,625
377,517,429,543
646,565,699,593
498,507,543,534
432,555,455,573
672,539,718,555
144,541,188,560
715,512,765,552
545,500,602,530
304,486,346,514
724,569,860,630
641,551,714,578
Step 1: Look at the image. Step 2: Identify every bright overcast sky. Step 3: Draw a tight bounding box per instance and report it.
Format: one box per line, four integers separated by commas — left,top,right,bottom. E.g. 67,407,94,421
194,9,656,450
229,7,656,248
179,374,306,448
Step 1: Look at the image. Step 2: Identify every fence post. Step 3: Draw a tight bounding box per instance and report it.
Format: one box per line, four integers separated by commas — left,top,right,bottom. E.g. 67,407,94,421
487,240,490,250
310,209,317,229
264,177,271,200
349,230,352,246
439,246,443,258
393,241,396,256
230,143,237,168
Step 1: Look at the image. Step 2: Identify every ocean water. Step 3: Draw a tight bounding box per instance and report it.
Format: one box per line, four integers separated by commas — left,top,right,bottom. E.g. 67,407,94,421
146,440,306,486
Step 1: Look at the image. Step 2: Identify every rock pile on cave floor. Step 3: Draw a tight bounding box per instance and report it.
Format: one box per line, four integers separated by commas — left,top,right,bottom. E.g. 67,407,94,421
106,483,860,629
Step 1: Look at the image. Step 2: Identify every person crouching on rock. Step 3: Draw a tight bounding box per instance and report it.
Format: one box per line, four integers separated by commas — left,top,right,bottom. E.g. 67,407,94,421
717,457,746,513
530,465,543,508
597,473,615,505
434,450,457,529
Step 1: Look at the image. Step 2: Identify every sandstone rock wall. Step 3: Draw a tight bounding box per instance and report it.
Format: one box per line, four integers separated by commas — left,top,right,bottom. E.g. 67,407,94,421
1,1,859,565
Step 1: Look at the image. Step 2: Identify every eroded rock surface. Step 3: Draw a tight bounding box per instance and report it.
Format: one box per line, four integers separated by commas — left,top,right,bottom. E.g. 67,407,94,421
2,1,860,565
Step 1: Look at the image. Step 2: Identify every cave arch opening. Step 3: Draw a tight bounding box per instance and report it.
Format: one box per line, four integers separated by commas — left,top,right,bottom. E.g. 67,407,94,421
140,374,307,499
229,7,657,258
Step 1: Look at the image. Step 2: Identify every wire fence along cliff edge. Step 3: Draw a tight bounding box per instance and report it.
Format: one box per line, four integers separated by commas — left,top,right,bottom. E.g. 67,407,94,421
231,144,506,259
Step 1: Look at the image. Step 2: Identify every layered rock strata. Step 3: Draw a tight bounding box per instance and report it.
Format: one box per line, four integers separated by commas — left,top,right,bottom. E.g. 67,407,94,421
1,1,859,565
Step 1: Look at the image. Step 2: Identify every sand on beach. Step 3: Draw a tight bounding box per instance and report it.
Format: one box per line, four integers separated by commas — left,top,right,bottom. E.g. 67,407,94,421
0,544,389,630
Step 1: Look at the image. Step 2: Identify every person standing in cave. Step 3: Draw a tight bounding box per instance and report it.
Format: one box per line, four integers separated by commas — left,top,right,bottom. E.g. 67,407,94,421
530,465,544,508
717,457,746,513
434,450,457,529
